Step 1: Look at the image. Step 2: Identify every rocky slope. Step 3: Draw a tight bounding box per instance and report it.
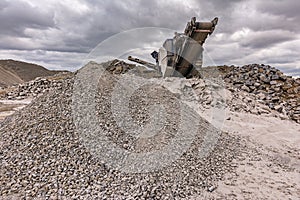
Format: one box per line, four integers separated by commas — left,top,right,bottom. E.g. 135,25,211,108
0,61,299,199
108,61,300,123
200,64,300,123
0,66,23,87
0,62,245,199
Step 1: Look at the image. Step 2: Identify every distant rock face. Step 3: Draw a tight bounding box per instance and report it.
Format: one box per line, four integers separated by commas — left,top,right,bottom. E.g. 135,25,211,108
0,59,68,81
222,64,300,123
0,65,23,87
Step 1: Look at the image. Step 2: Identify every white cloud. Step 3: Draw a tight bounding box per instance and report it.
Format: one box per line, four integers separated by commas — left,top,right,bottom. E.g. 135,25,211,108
0,49,86,71
231,28,251,41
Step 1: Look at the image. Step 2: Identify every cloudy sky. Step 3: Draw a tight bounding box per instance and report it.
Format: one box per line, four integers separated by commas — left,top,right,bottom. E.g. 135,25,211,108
0,0,299,77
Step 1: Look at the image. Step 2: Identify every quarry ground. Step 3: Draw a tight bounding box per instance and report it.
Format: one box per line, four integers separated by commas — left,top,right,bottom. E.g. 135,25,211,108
0,62,299,199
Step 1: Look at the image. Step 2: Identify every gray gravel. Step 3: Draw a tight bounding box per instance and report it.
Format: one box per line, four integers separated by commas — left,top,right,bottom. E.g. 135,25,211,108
0,73,72,100
0,62,245,199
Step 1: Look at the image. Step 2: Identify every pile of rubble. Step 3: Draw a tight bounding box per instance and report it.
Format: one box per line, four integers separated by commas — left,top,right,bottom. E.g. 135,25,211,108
0,73,71,100
1,61,298,123
0,62,246,199
105,59,136,74
161,64,299,123
106,59,161,78
160,77,275,122
222,64,300,123
0,60,299,198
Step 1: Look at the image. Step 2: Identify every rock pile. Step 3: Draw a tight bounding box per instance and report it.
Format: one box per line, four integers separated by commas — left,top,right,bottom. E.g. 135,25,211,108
1,60,299,198
106,59,161,78
0,73,71,100
222,64,300,123
0,62,246,199
106,61,300,123
1,61,298,123
106,59,136,74
161,76,275,122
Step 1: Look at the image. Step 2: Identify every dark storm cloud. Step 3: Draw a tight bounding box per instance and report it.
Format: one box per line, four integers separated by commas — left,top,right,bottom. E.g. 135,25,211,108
240,30,296,49
256,0,300,19
77,0,206,49
0,0,55,36
0,0,299,76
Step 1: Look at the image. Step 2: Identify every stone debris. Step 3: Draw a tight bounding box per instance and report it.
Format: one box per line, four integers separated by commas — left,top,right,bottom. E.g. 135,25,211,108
106,59,136,74
0,62,244,199
2,62,298,123
106,59,162,78
222,64,300,123
0,61,299,199
107,62,300,123
0,73,71,100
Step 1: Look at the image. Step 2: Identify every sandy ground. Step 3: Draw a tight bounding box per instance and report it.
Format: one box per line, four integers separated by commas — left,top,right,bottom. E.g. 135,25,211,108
223,111,300,154
197,110,300,199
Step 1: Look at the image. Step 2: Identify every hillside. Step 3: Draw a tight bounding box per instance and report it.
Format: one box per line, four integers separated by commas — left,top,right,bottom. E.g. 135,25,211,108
0,59,67,87
0,65,23,87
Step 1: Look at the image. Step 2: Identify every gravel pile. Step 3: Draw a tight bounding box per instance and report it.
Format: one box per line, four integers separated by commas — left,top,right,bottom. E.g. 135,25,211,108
1,61,297,198
222,64,300,123
0,62,245,199
0,73,71,100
